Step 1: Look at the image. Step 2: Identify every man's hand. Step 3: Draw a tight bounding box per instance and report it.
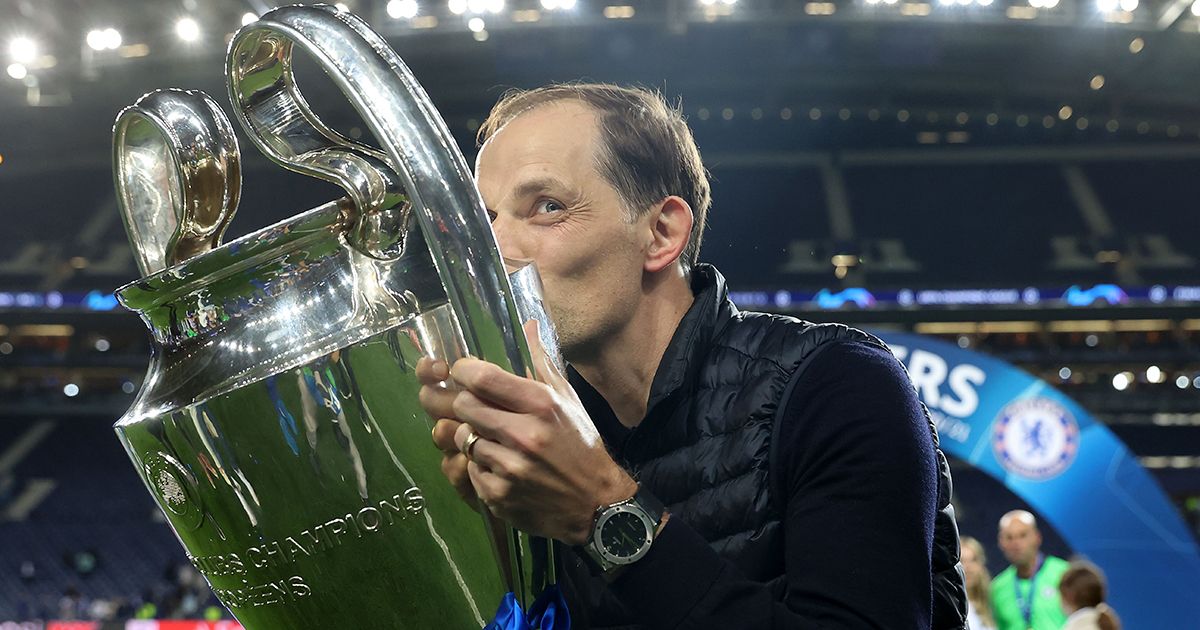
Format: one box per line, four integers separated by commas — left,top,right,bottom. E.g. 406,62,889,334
416,322,637,545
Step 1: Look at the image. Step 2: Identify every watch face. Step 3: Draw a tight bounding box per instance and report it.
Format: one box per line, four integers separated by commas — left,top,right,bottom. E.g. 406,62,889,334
600,510,649,559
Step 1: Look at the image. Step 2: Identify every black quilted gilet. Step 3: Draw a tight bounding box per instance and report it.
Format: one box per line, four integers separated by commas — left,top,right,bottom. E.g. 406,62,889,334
561,265,967,629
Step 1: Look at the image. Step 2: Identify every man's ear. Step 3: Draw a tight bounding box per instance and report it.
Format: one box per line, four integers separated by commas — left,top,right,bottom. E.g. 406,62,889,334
644,195,693,274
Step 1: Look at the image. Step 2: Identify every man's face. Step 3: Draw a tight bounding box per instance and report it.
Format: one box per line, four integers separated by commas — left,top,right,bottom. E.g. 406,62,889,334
475,101,651,359
998,519,1042,567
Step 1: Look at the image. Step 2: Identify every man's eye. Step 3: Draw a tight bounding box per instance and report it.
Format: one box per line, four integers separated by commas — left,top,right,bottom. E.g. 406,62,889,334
534,199,565,214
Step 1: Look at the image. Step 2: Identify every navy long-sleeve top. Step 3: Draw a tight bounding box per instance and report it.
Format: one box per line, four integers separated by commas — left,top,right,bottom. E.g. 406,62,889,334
562,339,939,629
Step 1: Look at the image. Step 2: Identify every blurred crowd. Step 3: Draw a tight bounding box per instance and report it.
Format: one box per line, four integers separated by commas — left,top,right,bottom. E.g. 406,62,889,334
963,510,1120,630
13,563,230,623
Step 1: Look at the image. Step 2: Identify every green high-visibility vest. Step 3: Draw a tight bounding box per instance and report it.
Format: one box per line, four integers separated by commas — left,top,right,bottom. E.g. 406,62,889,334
990,555,1070,630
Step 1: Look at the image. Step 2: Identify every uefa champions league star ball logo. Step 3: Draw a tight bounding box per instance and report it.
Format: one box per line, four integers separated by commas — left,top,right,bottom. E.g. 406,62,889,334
992,397,1080,480
145,452,206,530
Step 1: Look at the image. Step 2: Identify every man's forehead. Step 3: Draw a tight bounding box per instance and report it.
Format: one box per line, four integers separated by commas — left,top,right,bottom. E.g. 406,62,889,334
481,101,599,158
476,101,602,186
503,99,600,132
1001,520,1035,534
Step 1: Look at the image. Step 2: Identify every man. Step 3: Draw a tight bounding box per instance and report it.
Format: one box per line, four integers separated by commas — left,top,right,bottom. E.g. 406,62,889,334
417,83,966,628
991,510,1070,630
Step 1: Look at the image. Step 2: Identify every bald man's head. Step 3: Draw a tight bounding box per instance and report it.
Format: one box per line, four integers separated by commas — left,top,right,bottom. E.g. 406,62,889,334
998,510,1043,569
999,509,1037,531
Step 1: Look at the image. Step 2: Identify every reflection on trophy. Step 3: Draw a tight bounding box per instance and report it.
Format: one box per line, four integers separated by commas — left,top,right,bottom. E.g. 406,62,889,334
111,5,556,628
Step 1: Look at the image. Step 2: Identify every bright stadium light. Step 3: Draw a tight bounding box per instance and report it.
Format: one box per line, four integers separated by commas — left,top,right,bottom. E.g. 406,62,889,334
1112,372,1131,391
175,17,200,42
1147,365,1164,383
1177,375,1190,389
9,37,37,64
387,0,420,18
1096,0,1118,11
449,0,468,14
242,12,259,26
468,17,486,31
86,30,106,51
63,383,79,397
1193,0,1200,15
1119,0,1137,10
6,63,27,80
88,28,122,51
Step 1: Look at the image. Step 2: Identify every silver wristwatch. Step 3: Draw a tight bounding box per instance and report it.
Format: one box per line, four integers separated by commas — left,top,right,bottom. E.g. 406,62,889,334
581,486,666,573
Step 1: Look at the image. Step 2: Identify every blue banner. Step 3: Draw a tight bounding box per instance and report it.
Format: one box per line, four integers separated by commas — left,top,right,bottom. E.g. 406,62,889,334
873,331,1200,628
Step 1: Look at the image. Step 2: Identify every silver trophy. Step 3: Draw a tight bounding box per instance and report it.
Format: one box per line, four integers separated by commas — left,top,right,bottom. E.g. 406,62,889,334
111,5,557,628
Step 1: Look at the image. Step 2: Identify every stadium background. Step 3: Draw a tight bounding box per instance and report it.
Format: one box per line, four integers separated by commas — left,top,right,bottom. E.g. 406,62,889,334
1,0,1198,626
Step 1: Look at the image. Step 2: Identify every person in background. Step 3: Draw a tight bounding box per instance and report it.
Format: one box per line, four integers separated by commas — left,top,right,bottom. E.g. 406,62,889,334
990,510,1069,630
1058,561,1121,630
961,536,996,630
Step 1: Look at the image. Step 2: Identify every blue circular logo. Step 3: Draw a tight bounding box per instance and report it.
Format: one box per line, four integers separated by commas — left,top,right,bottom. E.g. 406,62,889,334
992,397,1080,480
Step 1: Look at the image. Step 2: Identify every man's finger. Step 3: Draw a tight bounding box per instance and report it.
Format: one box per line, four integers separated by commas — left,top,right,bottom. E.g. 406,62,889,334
441,453,477,505
416,357,451,385
450,357,551,414
451,390,546,448
432,418,463,453
468,460,513,511
453,421,477,456
452,420,526,475
418,382,458,420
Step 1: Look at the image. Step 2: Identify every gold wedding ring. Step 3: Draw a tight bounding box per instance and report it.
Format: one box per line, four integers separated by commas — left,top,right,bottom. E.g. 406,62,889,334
462,429,483,460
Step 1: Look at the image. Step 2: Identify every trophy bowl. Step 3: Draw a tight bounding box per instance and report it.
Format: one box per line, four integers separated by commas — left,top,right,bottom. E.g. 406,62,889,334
111,5,555,628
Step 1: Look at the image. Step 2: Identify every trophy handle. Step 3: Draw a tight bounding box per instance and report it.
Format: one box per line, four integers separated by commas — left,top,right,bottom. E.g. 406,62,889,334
226,4,550,606
113,89,241,276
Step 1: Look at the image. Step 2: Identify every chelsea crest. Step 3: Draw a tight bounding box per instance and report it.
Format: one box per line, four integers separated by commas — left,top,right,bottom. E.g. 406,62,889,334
992,397,1080,480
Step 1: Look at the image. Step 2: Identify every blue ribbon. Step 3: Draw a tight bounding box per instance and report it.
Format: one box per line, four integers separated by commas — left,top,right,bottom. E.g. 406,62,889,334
484,586,570,630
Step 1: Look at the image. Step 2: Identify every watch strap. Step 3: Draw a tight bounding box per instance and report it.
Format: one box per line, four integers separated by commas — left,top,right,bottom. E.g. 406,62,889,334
631,485,665,528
